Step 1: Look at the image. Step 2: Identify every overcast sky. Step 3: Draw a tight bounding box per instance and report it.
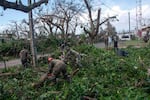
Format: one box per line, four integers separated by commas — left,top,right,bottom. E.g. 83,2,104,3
0,0,150,33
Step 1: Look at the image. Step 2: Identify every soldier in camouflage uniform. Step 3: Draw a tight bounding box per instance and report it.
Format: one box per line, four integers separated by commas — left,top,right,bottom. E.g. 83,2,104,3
19,47,30,68
47,58,70,83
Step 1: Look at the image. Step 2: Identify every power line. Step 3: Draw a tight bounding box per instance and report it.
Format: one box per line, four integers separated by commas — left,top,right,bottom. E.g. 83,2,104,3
92,1,120,15
100,1,120,14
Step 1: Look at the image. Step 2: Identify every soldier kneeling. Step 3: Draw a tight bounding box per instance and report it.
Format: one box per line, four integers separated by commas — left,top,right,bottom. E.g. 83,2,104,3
32,58,70,88
47,57,70,83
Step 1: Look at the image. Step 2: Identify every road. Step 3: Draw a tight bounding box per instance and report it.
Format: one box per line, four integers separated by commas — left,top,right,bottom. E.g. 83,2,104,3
0,59,21,69
0,54,51,69
94,42,105,48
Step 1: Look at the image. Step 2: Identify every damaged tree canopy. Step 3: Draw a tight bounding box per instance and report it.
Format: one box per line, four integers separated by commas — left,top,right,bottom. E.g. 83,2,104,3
0,0,48,13
83,0,101,44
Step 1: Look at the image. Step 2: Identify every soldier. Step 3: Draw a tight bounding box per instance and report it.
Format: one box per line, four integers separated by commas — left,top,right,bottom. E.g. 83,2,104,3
47,57,70,83
113,34,119,52
104,35,108,49
19,47,30,68
32,58,77,88
64,48,84,68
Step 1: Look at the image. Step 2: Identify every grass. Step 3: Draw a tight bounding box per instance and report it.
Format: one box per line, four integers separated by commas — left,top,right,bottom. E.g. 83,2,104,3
119,40,148,48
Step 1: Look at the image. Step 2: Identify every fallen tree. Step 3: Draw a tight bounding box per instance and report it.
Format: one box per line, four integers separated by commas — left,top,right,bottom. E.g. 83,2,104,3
0,72,20,77
32,68,79,88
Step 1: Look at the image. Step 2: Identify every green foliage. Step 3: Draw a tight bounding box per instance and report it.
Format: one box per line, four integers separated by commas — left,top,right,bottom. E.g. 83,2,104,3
0,36,60,58
0,44,150,99
0,39,29,58
36,36,60,53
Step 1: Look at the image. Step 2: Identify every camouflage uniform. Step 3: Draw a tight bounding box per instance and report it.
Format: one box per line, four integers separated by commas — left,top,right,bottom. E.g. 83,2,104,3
19,48,29,68
65,48,82,68
48,59,69,82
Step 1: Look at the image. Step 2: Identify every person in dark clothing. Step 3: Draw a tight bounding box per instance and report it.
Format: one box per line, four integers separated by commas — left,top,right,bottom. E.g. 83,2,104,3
116,49,128,57
19,47,30,68
113,34,119,52
104,35,108,49
143,31,149,43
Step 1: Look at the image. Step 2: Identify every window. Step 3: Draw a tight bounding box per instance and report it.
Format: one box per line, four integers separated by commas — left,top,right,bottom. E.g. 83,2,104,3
122,35,129,38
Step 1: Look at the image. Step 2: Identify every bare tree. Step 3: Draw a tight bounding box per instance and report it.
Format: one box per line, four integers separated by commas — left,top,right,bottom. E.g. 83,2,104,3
39,15,56,36
9,19,40,39
106,20,116,36
9,21,20,39
18,19,30,38
0,0,48,13
39,0,84,40
99,16,118,38
83,0,101,44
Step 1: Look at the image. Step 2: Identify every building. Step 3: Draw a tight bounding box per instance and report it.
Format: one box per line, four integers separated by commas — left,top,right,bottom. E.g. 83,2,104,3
141,26,150,36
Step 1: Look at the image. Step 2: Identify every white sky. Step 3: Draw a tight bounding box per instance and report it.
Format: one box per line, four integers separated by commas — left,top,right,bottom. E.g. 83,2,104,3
0,0,150,33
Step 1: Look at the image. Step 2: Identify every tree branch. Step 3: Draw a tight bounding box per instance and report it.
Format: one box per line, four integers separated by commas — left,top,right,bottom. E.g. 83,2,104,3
83,27,91,35
95,9,101,36
40,17,64,33
84,0,95,31
99,16,117,26
0,0,48,13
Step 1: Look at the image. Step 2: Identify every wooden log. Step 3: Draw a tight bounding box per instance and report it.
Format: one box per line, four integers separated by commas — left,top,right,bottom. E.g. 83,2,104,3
0,72,20,77
81,96,97,100
32,68,79,88
33,67,47,73
32,73,56,88
32,73,48,88
70,68,79,78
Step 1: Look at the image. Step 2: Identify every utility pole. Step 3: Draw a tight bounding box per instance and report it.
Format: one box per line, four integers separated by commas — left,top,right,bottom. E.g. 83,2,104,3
128,12,131,33
28,0,37,67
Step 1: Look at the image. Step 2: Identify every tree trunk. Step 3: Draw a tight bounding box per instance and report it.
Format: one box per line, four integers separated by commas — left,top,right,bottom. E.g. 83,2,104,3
28,0,37,67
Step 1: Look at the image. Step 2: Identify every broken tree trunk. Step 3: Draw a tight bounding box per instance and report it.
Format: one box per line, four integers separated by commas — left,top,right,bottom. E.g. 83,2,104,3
81,96,97,100
32,68,80,88
32,73,49,88
0,56,8,71
0,72,20,77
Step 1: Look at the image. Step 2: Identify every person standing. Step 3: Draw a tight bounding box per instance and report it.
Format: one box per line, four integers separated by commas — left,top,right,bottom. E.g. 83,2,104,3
108,36,112,48
104,35,108,49
113,34,119,52
19,47,30,68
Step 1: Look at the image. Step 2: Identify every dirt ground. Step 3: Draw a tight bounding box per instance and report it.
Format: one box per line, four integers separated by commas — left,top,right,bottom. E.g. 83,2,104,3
0,54,51,69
